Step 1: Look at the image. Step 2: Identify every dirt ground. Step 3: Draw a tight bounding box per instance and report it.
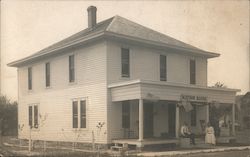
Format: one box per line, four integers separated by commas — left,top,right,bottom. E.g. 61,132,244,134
0,129,249,157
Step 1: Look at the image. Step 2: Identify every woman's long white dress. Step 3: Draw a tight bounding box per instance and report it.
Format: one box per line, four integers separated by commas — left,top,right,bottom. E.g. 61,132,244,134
205,126,216,145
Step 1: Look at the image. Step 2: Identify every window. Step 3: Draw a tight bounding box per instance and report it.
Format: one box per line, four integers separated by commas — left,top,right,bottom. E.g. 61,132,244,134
72,101,78,128
28,106,32,127
160,55,167,81
121,48,130,77
122,101,130,128
190,59,196,84
191,104,196,126
45,62,50,87
80,100,86,128
28,67,32,90
28,105,39,128
34,105,38,128
69,55,75,82
72,99,87,128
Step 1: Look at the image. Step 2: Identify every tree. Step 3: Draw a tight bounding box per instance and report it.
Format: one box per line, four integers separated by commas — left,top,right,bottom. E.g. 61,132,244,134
0,95,18,136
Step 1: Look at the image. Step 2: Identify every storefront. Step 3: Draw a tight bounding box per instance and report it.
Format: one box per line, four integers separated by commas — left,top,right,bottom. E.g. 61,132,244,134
108,79,239,147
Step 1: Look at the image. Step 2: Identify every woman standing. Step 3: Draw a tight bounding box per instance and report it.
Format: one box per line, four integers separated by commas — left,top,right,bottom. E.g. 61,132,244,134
205,122,216,145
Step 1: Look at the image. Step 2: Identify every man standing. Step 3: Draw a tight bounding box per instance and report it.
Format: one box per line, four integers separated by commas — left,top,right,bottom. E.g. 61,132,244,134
180,122,195,145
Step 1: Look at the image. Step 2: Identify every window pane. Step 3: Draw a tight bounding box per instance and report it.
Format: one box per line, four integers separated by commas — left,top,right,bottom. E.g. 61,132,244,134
45,62,50,87
160,55,167,81
72,101,78,128
69,55,75,82
121,48,130,77
191,104,196,126
34,105,38,128
190,60,196,84
28,67,32,90
80,100,86,128
122,101,130,128
28,106,32,128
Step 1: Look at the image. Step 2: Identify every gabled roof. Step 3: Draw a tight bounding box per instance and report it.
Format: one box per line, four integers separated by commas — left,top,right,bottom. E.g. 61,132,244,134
8,15,219,67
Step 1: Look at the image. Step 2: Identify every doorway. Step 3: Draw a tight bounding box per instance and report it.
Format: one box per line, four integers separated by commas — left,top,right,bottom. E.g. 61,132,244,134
168,104,176,137
144,102,154,138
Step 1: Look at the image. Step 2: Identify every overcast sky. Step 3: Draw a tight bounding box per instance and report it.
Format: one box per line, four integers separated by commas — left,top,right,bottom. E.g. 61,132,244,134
1,0,249,101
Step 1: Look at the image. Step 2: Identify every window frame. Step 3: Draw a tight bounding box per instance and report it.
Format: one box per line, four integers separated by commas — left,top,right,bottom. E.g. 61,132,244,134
160,55,167,81
28,104,39,129
69,55,75,83
72,101,78,128
34,105,39,128
28,106,33,128
28,67,32,90
80,100,87,128
121,48,130,78
45,62,50,87
72,99,87,129
190,59,196,84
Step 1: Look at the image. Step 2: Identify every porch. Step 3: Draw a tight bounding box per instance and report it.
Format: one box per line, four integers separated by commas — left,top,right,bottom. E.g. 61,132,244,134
108,79,239,148
112,138,179,147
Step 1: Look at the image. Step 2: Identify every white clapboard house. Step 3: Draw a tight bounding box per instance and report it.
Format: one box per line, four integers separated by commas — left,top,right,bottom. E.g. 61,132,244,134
8,6,239,148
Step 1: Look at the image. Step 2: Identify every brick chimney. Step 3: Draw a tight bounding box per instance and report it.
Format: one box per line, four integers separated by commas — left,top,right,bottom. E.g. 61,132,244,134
87,6,97,28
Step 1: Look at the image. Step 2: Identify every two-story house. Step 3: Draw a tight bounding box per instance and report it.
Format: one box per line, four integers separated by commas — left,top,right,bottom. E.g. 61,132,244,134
8,6,238,148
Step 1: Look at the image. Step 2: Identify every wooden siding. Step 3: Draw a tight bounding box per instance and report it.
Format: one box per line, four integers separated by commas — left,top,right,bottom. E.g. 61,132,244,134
108,80,236,104
106,39,226,142
17,41,108,143
106,40,207,86
140,83,235,103
109,84,141,102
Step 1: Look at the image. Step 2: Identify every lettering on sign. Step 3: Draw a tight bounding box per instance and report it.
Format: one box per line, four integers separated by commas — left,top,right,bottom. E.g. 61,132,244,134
181,95,207,102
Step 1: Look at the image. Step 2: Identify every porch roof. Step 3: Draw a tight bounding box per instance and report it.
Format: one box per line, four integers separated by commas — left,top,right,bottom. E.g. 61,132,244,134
108,79,240,103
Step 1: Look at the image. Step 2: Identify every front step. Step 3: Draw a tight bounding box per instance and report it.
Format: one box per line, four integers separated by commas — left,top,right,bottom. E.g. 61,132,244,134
110,143,128,152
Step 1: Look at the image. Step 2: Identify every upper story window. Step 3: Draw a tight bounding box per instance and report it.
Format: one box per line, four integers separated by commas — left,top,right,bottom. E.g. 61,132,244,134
28,67,32,90
190,59,196,84
121,48,130,77
69,55,75,82
28,105,39,128
72,99,87,128
45,62,50,87
160,55,167,81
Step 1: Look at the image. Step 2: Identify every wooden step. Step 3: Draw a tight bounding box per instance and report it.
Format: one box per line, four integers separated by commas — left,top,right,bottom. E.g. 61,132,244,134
111,143,128,152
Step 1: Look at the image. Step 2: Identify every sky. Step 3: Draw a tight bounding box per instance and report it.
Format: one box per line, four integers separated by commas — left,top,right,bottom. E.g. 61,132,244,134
0,0,249,101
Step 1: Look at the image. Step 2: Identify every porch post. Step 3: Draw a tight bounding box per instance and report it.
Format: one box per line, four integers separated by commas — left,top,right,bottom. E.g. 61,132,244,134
138,99,144,141
232,103,235,135
175,105,180,138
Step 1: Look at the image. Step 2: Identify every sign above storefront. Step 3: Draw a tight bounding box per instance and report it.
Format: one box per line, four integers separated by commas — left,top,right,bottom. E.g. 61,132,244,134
181,94,207,102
